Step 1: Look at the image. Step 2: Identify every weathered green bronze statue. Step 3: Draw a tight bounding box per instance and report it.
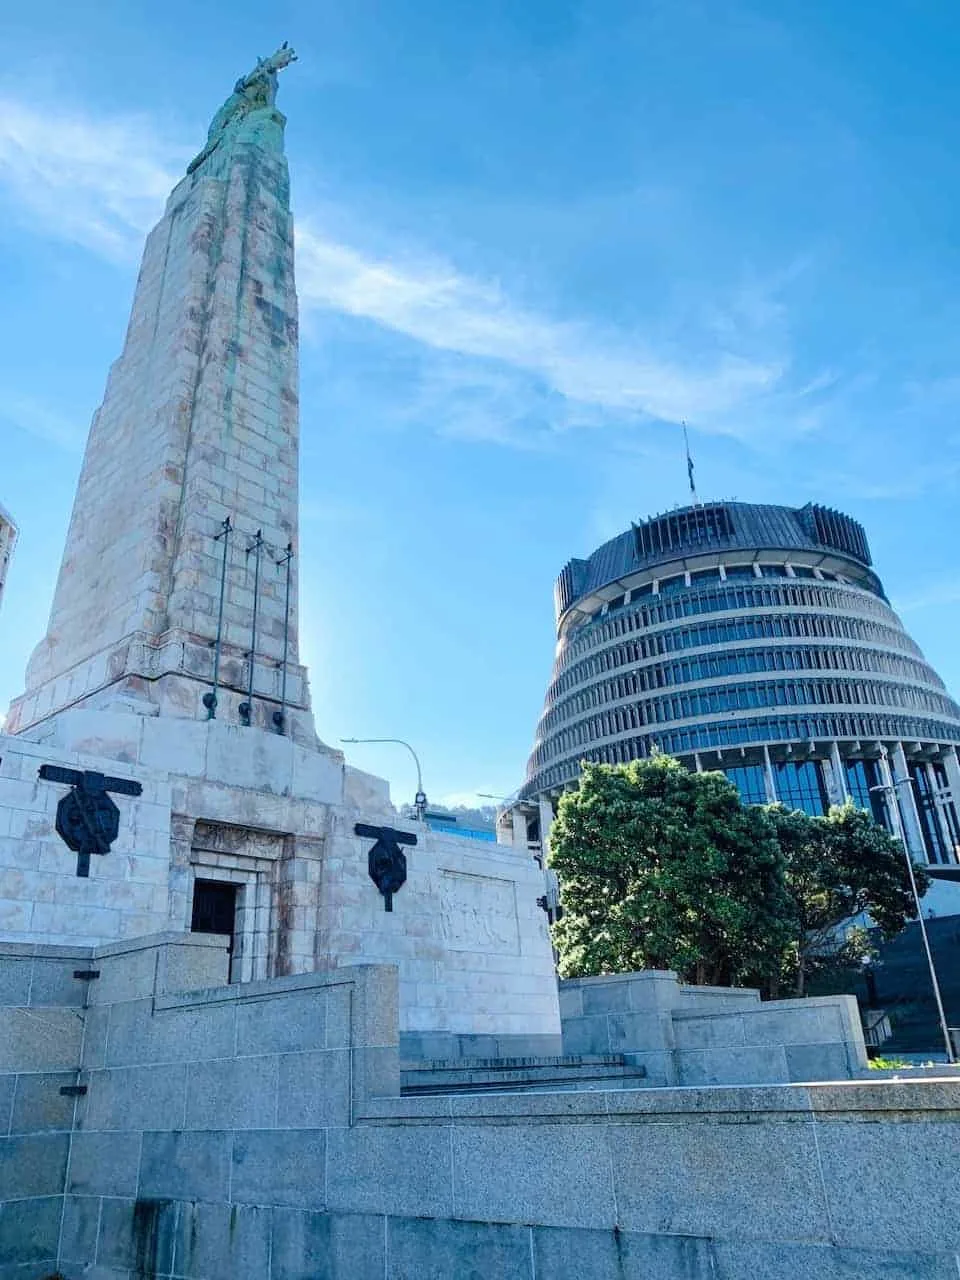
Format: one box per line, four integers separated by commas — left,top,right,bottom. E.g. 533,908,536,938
188,42,297,173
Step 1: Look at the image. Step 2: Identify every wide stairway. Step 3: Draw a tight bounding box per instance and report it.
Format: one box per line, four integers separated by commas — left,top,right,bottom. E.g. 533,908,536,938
400,1053,647,1095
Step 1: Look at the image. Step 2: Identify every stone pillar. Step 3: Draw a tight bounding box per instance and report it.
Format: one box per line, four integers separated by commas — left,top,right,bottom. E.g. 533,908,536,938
233,872,275,984
274,834,324,976
253,872,275,981
168,815,196,933
762,745,777,803
892,744,926,861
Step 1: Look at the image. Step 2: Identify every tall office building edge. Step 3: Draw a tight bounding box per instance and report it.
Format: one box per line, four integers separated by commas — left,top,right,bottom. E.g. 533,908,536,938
506,501,960,908
0,503,16,616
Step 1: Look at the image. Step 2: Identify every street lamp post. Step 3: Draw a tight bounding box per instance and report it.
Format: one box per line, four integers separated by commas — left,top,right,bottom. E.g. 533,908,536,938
870,746,956,1063
340,737,428,821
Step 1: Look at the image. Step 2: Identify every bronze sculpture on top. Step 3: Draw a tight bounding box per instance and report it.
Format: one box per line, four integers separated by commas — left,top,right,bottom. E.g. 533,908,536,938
188,42,298,173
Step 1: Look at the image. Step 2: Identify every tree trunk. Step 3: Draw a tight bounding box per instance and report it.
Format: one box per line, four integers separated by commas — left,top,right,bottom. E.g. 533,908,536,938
794,942,806,997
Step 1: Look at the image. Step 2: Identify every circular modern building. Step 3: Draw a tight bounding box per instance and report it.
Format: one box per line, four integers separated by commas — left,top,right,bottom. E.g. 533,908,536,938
509,501,960,873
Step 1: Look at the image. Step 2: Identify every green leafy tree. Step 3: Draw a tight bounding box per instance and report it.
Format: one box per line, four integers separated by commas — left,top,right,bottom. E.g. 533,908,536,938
765,801,927,996
548,755,795,985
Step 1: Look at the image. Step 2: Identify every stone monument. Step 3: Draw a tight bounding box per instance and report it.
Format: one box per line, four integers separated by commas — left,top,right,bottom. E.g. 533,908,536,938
7,43,310,743
0,47,560,1050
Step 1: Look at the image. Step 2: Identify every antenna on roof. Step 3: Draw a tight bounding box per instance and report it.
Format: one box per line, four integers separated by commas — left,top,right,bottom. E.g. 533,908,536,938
682,420,699,506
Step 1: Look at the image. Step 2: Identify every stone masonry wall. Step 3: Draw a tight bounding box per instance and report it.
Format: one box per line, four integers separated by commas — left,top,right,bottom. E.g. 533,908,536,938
0,735,172,945
2,937,960,1279
0,943,88,1278
0,723,561,1042
319,812,560,1040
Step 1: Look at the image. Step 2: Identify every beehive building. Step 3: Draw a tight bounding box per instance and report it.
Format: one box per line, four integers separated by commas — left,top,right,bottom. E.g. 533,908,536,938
510,501,960,874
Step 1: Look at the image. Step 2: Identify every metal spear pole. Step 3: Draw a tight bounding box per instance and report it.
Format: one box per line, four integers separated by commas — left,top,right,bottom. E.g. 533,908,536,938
272,542,293,735
202,516,232,720
340,737,428,820
239,530,264,727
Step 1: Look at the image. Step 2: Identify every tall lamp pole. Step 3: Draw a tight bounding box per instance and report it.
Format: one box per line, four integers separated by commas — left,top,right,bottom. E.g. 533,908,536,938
871,746,956,1063
340,737,428,821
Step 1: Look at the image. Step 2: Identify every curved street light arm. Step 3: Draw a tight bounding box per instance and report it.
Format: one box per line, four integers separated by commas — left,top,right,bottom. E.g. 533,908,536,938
340,737,426,819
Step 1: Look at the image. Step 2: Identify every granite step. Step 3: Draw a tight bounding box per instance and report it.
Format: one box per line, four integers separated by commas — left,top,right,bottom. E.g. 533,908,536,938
400,1053,647,1095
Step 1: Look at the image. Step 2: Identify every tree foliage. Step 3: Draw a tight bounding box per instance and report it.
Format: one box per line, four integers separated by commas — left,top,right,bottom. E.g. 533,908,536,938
549,757,927,994
548,756,794,985
765,801,927,995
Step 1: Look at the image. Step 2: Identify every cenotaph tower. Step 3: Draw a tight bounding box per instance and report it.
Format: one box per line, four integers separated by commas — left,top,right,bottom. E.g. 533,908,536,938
0,52,557,1050
7,45,316,745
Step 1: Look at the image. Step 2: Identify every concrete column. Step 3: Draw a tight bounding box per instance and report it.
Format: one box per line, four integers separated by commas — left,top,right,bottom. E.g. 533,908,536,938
538,798,555,860
762,745,777,803
941,749,960,862
892,743,926,861
510,805,529,851
693,752,703,772
829,741,851,807
924,762,955,863
495,808,513,846
942,748,960,803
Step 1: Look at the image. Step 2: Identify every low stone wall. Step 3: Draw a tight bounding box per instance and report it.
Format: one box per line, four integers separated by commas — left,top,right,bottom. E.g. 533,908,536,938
1,938,959,1278
0,944,91,1277
560,970,868,1085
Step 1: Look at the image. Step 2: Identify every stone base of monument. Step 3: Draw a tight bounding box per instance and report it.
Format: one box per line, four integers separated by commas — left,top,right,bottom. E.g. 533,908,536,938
7,629,319,748
1,932,958,1279
0,713,560,1044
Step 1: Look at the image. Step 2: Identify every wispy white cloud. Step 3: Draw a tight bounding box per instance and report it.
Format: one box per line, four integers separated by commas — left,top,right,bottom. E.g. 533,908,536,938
0,91,796,443
295,224,784,432
894,579,960,614
0,95,182,259
1,394,86,451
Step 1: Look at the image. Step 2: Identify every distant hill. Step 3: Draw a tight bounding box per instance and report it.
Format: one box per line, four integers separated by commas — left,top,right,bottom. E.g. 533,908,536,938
399,803,497,832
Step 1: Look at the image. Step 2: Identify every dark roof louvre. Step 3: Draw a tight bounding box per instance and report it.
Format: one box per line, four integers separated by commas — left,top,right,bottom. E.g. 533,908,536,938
800,504,872,566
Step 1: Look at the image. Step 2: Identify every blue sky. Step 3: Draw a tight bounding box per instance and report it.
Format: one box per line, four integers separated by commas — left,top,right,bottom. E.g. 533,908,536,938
2,1,960,808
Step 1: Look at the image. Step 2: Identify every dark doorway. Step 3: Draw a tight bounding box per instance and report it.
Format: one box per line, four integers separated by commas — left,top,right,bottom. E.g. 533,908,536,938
191,878,238,955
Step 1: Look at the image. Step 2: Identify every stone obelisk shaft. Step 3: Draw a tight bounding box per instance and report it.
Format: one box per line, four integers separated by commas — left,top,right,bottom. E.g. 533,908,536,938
8,95,315,743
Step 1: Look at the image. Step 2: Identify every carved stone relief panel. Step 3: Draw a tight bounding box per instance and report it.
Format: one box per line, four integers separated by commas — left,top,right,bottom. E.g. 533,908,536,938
439,871,520,954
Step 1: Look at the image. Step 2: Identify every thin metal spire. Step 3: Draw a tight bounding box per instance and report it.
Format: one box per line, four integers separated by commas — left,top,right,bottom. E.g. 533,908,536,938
682,420,699,505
